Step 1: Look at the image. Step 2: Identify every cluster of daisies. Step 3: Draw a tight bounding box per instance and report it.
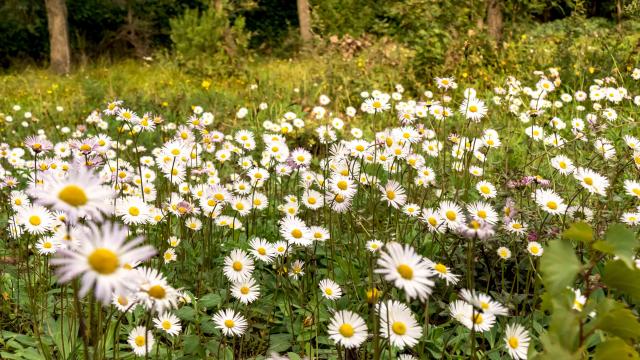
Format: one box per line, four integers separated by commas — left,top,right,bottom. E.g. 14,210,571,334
3,66,640,358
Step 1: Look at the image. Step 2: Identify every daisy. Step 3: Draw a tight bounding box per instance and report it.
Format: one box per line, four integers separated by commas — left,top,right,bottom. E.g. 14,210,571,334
289,260,305,279
249,238,275,263
476,181,497,199
504,219,528,236
527,242,544,256
467,201,499,225
213,309,248,337
460,289,508,316
504,323,530,360
379,180,407,209
460,98,487,122
533,189,566,215
135,267,179,313
377,300,422,349
421,208,445,233
425,260,459,285
550,155,575,175
624,180,640,198
36,237,58,255
153,312,182,336
573,167,609,196
116,196,151,225
375,242,434,301
112,292,137,312
319,279,342,300
279,216,312,246
327,310,368,349
497,247,512,260
366,239,384,252
50,222,156,303
128,326,154,357
163,248,177,264
438,201,464,229
223,249,254,283
168,236,181,247
18,205,55,235
328,175,358,199
230,278,260,304
31,164,114,222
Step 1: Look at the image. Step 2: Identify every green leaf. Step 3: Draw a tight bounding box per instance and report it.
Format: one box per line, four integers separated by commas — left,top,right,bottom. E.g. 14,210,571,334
594,337,640,360
563,222,593,243
175,306,197,322
269,334,291,353
593,224,638,268
540,240,582,294
602,260,640,302
198,293,222,308
596,307,640,341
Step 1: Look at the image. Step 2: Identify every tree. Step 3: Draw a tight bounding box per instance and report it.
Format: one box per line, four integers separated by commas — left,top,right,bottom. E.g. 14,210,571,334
487,0,503,44
44,0,71,74
297,0,312,44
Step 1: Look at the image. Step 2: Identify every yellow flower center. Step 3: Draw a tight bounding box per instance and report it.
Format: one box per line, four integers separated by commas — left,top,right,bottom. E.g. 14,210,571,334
324,288,333,295
337,180,348,191
258,247,266,255
117,296,128,306
135,336,145,347
162,320,172,330
584,177,593,186
428,217,437,226
434,263,447,274
339,323,354,337
530,246,540,254
508,336,519,349
231,261,244,272
480,185,490,194
477,210,487,219
546,201,558,210
148,285,166,299
355,145,365,152
392,321,407,335
224,319,235,328
469,105,478,113
43,242,53,249
240,286,250,295
29,216,41,226
129,207,140,216
291,229,303,239
445,210,457,221
80,144,91,152
396,264,413,280
512,223,522,229
473,313,483,324
88,248,119,275
386,190,396,200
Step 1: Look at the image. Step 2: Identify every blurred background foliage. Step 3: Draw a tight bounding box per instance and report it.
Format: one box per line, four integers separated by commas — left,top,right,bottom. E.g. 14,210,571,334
3,0,640,120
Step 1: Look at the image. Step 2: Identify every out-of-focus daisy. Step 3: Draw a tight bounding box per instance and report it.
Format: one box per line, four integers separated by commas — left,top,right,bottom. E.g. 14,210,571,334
366,239,384,252
30,164,114,221
112,292,137,313
497,247,512,260
533,189,566,215
476,181,496,199
163,248,177,264
289,260,305,279
36,237,58,255
51,222,156,303
527,241,544,257
425,260,459,285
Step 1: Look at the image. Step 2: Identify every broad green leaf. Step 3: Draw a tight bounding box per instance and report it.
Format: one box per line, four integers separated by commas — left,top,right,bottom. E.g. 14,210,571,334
198,293,222,308
601,260,640,302
175,306,197,322
540,240,582,294
593,224,638,268
594,337,640,360
594,306,640,341
534,333,580,360
563,222,593,243
269,333,292,353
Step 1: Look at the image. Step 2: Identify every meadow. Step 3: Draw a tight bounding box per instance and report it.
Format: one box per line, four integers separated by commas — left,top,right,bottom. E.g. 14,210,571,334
2,20,640,360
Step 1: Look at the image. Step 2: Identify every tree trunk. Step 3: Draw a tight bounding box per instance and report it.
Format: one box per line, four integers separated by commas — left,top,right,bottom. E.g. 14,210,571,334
487,0,503,44
616,0,623,32
297,0,312,44
45,0,71,74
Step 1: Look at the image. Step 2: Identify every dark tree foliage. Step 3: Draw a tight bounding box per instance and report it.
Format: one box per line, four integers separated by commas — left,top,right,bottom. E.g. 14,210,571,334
0,0,631,69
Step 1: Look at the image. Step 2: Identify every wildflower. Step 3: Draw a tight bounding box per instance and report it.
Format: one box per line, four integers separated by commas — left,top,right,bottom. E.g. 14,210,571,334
533,189,566,215
231,278,260,304
327,310,368,349
224,249,254,283
319,279,342,300
128,326,154,357
497,247,511,260
135,267,179,313
213,309,248,336
375,242,434,301
377,300,422,349
153,312,182,336
379,180,407,209
504,324,530,360
527,242,544,256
